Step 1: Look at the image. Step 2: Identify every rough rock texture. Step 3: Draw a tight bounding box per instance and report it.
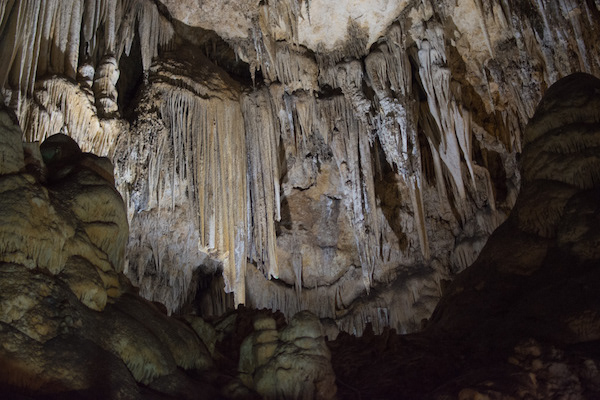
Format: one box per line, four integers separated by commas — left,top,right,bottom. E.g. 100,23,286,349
0,114,215,398
238,311,337,399
330,72,600,399
1,71,600,399
1,0,600,336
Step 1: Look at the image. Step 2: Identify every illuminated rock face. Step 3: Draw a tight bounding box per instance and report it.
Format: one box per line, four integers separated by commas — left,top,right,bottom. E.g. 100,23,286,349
238,311,337,399
0,115,214,397
1,0,600,335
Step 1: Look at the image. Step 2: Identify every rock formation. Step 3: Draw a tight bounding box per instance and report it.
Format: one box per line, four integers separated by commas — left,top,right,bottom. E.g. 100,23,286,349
0,112,215,398
0,0,599,350
331,71,600,400
1,68,599,399
238,311,336,399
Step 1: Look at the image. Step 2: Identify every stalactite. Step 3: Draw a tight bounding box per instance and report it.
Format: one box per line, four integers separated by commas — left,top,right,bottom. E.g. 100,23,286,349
127,0,174,71
324,95,380,293
474,0,495,57
117,62,248,311
364,23,430,259
416,33,474,203
0,0,173,111
0,0,79,95
15,77,120,156
0,0,175,177
453,101,477,188
242,90,281,282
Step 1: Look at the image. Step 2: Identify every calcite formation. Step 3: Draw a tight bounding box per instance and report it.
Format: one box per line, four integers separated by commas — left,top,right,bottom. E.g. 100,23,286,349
1,0,599,336
0,112,214,398
0,63,599,397
331,72,600,400
238,311,336,399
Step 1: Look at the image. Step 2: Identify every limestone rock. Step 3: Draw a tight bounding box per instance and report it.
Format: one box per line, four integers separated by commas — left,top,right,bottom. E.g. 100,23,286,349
147,369,223,400
240,311,337,400
0,173,74,273
22,141,46,182
83,304,178,385
239,315,280,388
329,73,600,399
0,323,141,399
58,163,128,273
0,108,24,175
59,256,108,312
0,263,76,343
112,293,212,371
40,133,83,176
93,56,120,116
1,0,600,396
0,114,219,398
433,72,600,396
185,314,219,357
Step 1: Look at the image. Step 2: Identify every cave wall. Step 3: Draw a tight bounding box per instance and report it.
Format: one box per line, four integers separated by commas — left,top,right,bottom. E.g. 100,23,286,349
1,0,599,335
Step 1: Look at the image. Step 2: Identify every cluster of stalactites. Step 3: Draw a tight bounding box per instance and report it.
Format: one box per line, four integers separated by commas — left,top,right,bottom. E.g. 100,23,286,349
2,0,600,334
363,23,430,260
155,85,248,305
0,0,173,117
237,21,486,296
15,77,119,157
240,82,384,294
243,81,386,294
136,0,600,317
414,24,478,206
235,0,600,304
243,0,308,86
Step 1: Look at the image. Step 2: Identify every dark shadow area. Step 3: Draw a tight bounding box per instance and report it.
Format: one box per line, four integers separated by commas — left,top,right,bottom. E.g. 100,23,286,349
171,20,259,87
117,27,144,121
372,137,409,251
473,142,508,204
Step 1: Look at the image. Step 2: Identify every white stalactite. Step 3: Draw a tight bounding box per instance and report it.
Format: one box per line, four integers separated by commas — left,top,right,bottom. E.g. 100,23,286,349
0,0,172,98
242,91,281,282
364,23,430,259
325,95,380,293
416,31,476,203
